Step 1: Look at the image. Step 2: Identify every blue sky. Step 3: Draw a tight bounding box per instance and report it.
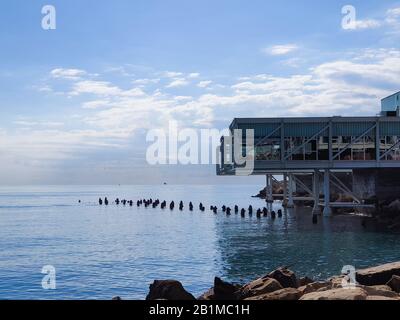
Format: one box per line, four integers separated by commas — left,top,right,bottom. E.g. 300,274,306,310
0,0,400,184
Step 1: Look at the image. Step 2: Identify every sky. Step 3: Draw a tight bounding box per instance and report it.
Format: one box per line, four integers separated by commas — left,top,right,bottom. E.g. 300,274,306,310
0,0,400,185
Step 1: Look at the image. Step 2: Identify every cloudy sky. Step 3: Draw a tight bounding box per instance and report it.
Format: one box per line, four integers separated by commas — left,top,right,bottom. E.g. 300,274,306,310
0,0,400,185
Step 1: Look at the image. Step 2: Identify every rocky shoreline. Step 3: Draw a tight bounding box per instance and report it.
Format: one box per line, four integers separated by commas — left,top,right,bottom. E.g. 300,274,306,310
142,261,400,301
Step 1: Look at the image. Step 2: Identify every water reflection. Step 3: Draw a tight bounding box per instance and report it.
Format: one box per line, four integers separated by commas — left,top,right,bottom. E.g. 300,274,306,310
215,206,400,283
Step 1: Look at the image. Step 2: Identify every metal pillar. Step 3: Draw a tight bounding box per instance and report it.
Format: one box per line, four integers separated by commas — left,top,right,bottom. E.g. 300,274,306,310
323,169,332,216
287,174,295,208
312,170,320,215
282,173,288,207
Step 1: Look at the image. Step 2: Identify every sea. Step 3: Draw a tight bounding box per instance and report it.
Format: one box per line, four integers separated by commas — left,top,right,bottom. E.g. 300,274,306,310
1,184,400,300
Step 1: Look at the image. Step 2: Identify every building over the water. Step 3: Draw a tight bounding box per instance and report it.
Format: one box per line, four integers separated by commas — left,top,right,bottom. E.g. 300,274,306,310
217,93,400,216
381,91,400,117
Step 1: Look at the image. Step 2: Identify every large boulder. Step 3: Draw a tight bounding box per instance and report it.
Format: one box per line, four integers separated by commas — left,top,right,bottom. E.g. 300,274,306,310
238,277,283,299
214,277,239,300
328,275,346,288
360,285,399,299
197,288,214,300
386,275,400,293
245,288,302,301
197,277,239,300
367,296,399,300
356,261,400,286
146,280,196,300
369,285,393,291
298,282,332,295
268,267,298,288
300,288,367,300
298,277,314,287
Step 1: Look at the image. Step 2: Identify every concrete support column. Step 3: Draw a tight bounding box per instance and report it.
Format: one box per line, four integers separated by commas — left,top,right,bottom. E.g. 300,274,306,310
323,169,332,216
266,174,273,204
282,173,288,207
287,174,295,208
312,170,321,215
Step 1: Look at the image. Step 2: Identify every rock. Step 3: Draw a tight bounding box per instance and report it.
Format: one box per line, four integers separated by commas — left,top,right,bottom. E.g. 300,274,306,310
238,277,283,299
146,280,196,301
197,278,239,300
245,288,302,301
298,282,332,295
112,296,122,300
356,261,400,286
328,275,346,288
197,288,215,300
386,275,400,293
300,288,367,300
367,296,399,300
213,277,239,300
268,267,298,288
369,285,392,291
360,285,399,298
298,277,314,287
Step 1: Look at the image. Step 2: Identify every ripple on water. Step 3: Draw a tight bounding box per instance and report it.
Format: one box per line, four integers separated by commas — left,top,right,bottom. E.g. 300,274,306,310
1,185,400,299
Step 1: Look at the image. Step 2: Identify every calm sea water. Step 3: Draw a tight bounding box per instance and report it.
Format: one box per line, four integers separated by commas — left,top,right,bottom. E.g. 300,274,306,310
0,184,400,300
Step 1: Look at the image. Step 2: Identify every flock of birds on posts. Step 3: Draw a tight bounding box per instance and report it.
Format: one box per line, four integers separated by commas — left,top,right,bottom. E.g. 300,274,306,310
96,197,288,220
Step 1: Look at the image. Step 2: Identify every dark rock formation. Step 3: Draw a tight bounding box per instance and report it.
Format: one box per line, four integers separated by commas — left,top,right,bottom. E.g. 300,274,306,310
146,280,196,301
387,275,400,293
198,277,239,300
268,267,298,288
298,276,314,287
356,261,400,286
213,277,238,300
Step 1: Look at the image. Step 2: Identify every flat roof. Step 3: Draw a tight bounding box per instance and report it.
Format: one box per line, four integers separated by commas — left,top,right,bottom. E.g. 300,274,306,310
230,116,400,129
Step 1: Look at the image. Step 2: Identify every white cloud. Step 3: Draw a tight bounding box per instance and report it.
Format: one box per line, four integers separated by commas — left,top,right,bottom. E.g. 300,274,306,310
71,80,145,97
5,49,400,182
344,6,400,32
350,19,381,30
51,68,87,80
71,80,122,96
387,7,400,22
166,78,190,88
163,71,183,78
263,44,298,56
82,100,111,109
386,7,400,31
174,96,193,101
197,80,212,88
133,78,160,85
188,73,200,78
37,85,53,92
